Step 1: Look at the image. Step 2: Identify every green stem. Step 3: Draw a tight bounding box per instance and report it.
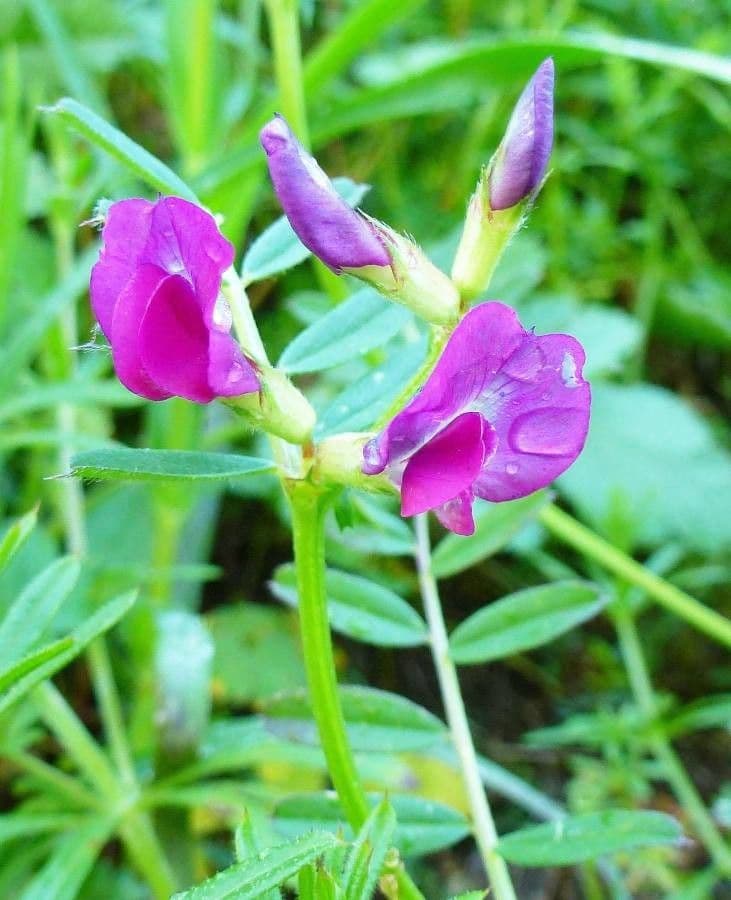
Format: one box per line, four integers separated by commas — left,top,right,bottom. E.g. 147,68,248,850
540,504,731,648
613,604,731,874
86,639,138,788
288,482,425,900
7,750,99,809
118,811,179,900
289,482,369,827
264,0,310,146
33,681,120,798
414,516,517,900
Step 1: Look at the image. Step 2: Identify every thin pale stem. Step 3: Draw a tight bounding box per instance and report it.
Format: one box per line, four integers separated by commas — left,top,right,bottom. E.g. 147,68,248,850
540,504,731,649
223,269,304,478
414,515,517,900
223,267,269,364
613,603,731,874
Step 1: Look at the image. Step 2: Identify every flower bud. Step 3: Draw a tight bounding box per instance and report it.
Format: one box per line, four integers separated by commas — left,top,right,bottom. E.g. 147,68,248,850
260,115,460,326
489,57,554,211
451,59,554,301
260,115,389,272
228,364,316,445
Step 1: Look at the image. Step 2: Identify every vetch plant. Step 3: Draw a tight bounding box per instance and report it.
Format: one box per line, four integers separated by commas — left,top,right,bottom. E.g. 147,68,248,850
9,6,731,896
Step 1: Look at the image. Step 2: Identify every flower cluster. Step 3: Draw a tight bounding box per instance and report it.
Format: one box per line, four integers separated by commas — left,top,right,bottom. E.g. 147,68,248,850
89,58,589,535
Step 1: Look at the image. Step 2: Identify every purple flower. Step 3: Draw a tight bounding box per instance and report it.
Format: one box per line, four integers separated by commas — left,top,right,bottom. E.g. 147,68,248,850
90,196,259,403
362,302,590,535
260,115,390,273
489,58,554,211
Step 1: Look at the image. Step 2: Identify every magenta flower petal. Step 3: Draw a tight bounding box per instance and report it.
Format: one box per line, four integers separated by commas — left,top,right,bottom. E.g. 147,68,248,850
138,274,216,403
401,412,496,517
363,301,590,533
207,329,261,398
145,197,235,315
489,58,554,210
90,196,258,404
435,490,477,537
110,266,173,401
90,198,154,335
260,115,390,273
363,303,526,474
473,333,589,501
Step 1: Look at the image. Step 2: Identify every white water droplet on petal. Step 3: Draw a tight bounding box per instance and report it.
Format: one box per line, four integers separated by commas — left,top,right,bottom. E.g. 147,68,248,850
213,296,233,331
226,361,244,384
509,407,584,457
561,351,579,388
506,462,519,476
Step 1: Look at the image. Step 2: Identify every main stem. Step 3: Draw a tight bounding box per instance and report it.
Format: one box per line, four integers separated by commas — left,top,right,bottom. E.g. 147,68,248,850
288,482,369,827
288,482,425,900
613,603,731,874
414,515,517,900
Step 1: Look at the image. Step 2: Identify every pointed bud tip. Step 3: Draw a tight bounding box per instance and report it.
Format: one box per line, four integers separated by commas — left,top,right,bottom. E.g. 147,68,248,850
259,114,291,156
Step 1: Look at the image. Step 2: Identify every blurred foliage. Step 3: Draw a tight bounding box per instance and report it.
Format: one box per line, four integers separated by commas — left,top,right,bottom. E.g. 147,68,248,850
0,0,729,897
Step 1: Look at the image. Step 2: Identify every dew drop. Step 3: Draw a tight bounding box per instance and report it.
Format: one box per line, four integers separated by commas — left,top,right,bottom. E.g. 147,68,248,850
506,462,519,476
509,407,585,457
213,296,233,330
227,362,243,384
561,351,580,388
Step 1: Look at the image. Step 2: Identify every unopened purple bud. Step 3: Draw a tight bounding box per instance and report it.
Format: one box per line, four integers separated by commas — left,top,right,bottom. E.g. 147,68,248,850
260,115,390,273
489,58,554,211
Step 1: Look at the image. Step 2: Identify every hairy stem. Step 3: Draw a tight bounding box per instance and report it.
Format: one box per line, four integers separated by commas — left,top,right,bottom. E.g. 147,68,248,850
288,482,425,900
288,483,369,826
414,515,517,900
